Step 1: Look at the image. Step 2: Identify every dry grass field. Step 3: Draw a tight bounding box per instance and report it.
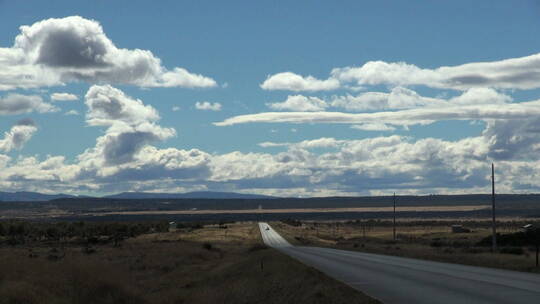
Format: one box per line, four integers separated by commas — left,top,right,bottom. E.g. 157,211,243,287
273,219,540,273
0,222,378,304
84,204,488,217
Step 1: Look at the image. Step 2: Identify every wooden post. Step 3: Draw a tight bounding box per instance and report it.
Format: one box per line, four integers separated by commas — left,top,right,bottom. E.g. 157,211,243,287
393,192,396,241
536,243,540,267
491,163,497,252
362,222,366,238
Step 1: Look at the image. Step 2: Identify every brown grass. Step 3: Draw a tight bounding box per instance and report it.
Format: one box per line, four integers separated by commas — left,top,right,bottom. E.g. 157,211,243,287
0,222,378,304
273,220,540,273
83,205,488,217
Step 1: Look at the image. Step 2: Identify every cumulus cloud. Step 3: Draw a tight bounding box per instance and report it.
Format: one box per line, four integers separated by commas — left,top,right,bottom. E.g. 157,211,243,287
0,93,58,115
65,85,210,190
2,117,540,195
3,87,540,196
206,134,499,194
85,84,160,126
0,16,217,90
482,117,540,161
195,101,222,111
267,95,327,111
81,85,175,166
0,119,37,152
51,92,78,101
260,72,340,92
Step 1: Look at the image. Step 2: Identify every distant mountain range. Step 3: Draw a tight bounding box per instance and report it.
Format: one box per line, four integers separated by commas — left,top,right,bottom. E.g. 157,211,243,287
0,191,78,202
0,191,274,201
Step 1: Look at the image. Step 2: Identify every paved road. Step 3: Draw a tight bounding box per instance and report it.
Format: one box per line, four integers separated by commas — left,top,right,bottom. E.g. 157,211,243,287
258,222,540,304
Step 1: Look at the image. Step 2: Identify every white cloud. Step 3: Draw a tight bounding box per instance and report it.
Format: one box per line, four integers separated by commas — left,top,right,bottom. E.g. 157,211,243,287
0,16,217,90
51,92,78,101
267,95,327,111
0,93,58,115
330,86,446,111
85,84,160,126
2,118,540,195
207,134,500,195
332,53,540,90
57,85,209,192
264,52,540,92
195,101,222,111
3,86,540,195
260,72,339,92
64,110,79,116
0,119,37,152
351,123,396,131
81,85,175,166
295,137,344,149
261,87,512,114
259,138,343,149
258,142,289,148
448,87,512,105
215,99,540,127
172,106,181,112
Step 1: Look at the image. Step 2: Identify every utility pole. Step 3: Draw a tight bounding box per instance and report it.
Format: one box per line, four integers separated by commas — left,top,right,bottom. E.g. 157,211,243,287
393,192,396,241
491,163,497,252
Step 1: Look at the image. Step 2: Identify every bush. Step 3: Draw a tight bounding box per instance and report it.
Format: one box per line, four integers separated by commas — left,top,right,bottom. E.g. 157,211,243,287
202,242,212,251
430,240,444,247
462,247,487,254
451,240,472,248
499,247,524,255
281,219,302,227
478,232,532,247
247,244,267,252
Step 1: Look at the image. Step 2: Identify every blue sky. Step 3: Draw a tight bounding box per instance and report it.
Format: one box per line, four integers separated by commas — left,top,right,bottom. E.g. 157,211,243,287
2,1,540,196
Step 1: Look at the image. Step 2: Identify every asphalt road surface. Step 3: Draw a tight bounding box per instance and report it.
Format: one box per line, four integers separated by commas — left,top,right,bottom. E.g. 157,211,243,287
258,222,540,304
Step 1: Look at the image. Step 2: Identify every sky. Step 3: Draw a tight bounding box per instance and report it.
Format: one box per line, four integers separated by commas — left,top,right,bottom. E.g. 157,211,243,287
2,1,540,196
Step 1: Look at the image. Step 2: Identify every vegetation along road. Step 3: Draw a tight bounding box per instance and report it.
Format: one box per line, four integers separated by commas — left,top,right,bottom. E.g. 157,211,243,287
258,222,540,304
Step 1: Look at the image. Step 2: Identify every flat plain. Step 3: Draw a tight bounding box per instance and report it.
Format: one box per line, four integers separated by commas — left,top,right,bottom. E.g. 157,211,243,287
0,221,379,304
272,219,540,273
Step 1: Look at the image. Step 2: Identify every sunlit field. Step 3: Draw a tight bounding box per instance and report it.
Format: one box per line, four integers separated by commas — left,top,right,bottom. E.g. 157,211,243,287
0,221,378,304
273,219,540,273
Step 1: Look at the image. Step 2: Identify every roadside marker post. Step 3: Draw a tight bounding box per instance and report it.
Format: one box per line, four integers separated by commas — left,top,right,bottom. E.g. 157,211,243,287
393,192,396,241
491,163,497,253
